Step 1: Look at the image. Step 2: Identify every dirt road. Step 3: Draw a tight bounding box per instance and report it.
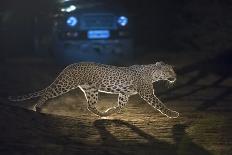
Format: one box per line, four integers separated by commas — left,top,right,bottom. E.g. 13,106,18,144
0,52,232,155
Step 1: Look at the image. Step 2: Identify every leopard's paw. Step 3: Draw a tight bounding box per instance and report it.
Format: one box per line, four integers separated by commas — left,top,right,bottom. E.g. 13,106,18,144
168,110,179,118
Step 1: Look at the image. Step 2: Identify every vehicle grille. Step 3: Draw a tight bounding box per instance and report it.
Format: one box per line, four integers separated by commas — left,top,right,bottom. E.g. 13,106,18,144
80,14,117,30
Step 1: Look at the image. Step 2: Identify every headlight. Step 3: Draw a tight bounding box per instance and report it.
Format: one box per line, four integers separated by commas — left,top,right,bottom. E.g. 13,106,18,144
61,5,77,13
66,16,78,27
117,16,128,27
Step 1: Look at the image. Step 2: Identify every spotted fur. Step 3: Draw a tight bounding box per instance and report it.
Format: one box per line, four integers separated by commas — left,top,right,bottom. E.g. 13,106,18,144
9,62,179,118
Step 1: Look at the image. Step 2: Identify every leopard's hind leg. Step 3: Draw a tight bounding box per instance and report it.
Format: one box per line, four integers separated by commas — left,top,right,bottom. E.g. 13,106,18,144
34,87,59,112
103,93,129,116
34,70,79,112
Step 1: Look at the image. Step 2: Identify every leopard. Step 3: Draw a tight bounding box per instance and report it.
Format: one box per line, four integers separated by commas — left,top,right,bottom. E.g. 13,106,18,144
9,61,179,118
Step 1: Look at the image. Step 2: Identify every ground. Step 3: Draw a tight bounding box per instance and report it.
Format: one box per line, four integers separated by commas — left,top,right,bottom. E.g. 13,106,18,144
0,50,232,155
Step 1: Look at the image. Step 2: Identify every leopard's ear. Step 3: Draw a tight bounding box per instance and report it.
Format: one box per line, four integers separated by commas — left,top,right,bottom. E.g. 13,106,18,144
156,61,165,66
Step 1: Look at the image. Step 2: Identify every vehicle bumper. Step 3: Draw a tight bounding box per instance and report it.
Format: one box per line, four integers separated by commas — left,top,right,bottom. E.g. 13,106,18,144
53,39,133,64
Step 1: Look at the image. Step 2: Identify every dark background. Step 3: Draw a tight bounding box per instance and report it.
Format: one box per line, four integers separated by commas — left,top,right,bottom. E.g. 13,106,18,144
0,0,232,155
1,0,232,57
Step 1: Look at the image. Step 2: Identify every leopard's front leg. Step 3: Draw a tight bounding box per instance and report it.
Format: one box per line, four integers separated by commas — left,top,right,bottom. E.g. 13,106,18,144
138,80,179,118
144,94,179,118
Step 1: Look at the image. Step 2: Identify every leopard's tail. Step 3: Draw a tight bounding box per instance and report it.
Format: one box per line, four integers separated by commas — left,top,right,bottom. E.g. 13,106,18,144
8,89,46,101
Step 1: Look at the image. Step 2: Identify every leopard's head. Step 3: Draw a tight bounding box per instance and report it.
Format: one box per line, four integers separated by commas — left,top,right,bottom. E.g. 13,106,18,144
151,61,176,83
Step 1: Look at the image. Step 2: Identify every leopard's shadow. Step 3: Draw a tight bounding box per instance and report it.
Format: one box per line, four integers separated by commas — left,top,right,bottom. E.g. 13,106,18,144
94,119,212,155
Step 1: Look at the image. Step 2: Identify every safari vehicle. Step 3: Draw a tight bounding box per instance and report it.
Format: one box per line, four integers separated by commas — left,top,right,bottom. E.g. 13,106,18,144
52,0,133,65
